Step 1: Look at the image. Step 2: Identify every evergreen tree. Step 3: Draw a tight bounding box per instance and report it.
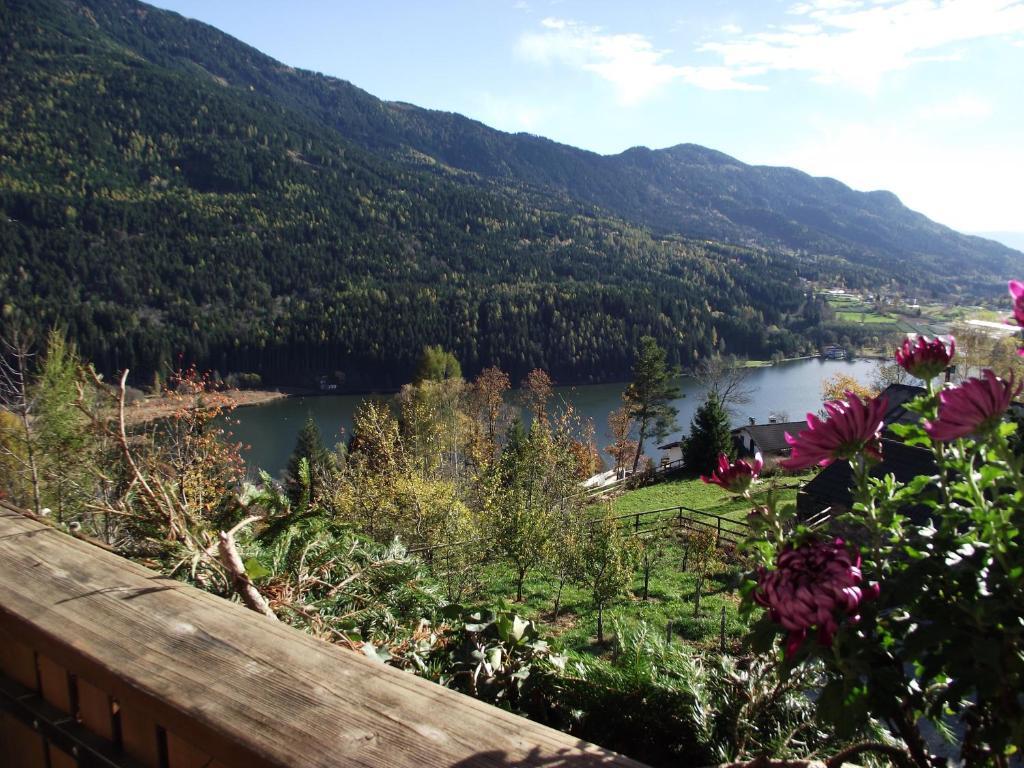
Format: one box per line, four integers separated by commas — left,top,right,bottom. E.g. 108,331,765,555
623,337,681,473
682,393,734,475
286,417,332,505
35,331,92,522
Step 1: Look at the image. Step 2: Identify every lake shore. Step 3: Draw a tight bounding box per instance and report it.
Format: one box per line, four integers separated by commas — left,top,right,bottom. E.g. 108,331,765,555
124,388,289,426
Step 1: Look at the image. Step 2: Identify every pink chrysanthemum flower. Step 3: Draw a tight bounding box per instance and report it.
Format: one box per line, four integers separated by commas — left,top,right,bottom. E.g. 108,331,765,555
755,538,879,658
701,452,763,495
781,392,888,470
924,370,1021,442
1009,281,1024,357
895,335,955,381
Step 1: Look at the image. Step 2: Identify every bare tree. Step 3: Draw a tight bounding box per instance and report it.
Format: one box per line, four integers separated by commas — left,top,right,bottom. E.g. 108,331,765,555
0,333,42,514
693,354,754,414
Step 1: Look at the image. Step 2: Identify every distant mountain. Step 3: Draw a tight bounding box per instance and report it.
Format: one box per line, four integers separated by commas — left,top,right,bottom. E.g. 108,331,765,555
976,232,1024,254
0,0,1019,387
61,0,1023,293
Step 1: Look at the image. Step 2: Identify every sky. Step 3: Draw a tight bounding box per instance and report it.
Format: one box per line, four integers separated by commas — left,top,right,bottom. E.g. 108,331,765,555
147,0,1024,236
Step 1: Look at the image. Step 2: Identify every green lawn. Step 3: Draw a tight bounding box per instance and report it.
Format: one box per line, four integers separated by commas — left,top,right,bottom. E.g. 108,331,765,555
607,471,813,521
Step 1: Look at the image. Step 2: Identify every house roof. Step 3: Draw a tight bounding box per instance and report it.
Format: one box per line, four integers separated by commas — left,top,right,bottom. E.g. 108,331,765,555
657,441,684,450
879,383,927,430
799,438,937,520
731,421,806,454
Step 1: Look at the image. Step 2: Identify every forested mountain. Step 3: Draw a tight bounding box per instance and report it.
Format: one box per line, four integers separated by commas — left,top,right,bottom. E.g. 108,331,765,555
53,0,1022,291
0,0,1018,388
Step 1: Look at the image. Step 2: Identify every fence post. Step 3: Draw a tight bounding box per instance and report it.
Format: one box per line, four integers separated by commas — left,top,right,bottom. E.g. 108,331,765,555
716,517,722,547
720,606,727,653
634,513,640,534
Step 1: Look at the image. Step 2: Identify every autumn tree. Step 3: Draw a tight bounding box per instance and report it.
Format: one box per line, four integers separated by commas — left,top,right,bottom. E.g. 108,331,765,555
683,529,718,617
693,354,754,413
581,512,638,643
605,405,637,477
623,337,680,473
821,372,877,403
521,368,553,427
636,535,666,602
470,366,511,449
490,408,588,603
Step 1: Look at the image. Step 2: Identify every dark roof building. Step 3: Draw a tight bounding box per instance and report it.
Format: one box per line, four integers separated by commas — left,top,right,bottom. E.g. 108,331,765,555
879,383,927,431
732,421,806,457
797,439,937,523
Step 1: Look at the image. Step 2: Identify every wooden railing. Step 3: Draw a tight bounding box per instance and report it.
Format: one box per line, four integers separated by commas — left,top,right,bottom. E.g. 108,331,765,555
0,503,644,768
408,504,749,557
602,505,750,548
582,459,686,499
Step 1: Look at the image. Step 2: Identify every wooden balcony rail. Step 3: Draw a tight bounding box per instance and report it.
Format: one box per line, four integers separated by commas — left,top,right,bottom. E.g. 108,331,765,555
0,503,645,768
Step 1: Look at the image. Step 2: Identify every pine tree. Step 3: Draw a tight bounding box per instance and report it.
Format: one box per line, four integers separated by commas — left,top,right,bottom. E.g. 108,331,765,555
623,337,681,473
35,330,92,522
682,392,734,476
286,416,332,505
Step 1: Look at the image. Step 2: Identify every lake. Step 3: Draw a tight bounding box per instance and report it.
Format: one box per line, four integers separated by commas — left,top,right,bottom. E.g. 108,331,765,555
226,357,882,477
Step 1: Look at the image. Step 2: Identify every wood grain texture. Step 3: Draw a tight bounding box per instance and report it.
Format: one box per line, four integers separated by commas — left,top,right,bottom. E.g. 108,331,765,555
38,655,72,713
120,703,161,767
0,508,647,768
77,677,115,742
0,714,47,768
0,626,39,689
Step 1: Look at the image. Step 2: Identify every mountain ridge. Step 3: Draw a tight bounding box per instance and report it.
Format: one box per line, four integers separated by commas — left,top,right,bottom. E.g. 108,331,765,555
0,0,1019,388
78,0,1021,286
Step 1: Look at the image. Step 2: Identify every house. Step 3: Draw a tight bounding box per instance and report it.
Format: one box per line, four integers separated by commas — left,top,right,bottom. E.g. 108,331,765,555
797,438,937,523
656,440,684,466
731,420,806,461
796,383,930,522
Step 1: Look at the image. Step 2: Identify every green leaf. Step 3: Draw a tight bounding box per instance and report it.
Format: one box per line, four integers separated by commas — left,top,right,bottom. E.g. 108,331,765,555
243,557,271,581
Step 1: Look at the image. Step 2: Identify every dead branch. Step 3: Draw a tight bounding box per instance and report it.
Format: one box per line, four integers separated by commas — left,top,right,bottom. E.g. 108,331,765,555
217,517,277,620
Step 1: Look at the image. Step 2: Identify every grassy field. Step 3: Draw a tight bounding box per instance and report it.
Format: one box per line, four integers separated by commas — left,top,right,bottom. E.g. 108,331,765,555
836,310,899,324
607,472,812,519
471,471,814,655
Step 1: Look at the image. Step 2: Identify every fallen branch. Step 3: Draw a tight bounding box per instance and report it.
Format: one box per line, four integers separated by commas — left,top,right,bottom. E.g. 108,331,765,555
217,517,277,620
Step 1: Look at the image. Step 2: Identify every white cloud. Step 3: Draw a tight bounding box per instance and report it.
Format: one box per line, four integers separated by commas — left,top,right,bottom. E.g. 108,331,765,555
916,94,993,120
720,23,743,35
700,0,1024,92
517,17,763,104
773,118,1024,231
476,92,547,133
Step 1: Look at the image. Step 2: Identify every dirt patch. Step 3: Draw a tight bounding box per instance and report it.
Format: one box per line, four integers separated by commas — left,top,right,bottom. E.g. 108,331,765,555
123,389,287,427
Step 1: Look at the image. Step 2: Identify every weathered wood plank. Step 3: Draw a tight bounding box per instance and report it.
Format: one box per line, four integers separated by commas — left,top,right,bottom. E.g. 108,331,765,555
77,677,115,742
38,654,72,713
0,713,48,767
120,703,162,767
0,625,39,689
167,730,217,768
0,508,645,768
